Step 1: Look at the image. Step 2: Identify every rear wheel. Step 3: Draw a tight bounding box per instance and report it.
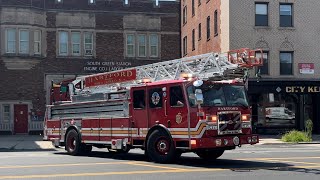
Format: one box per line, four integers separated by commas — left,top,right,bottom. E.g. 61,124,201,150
65,129,81,156
147,129,175,163
196,149,225,160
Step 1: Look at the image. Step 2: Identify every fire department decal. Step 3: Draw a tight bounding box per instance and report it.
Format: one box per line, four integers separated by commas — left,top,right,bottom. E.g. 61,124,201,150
151,92,161,105
176,113,182,124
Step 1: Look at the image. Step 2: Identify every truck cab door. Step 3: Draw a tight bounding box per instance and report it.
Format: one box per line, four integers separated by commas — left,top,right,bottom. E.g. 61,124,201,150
165,85,189,133
147,86,166,129
130,86,148,139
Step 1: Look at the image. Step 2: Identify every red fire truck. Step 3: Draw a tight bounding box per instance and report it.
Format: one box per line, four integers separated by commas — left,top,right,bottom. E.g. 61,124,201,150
44,48,262,163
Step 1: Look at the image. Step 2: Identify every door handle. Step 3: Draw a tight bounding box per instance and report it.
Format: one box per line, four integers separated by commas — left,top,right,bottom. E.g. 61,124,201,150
164,100,168,117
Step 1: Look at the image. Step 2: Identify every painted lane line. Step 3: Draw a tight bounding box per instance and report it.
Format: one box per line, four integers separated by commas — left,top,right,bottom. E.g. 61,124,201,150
0,169,226,179
126,162,186,171
0,162,130,169
0,164,320,179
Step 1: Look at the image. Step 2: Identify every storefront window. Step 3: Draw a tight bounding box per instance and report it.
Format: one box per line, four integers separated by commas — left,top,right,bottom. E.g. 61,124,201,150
256,93,297,128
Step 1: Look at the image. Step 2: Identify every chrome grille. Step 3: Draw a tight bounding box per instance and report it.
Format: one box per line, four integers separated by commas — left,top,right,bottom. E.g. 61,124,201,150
218,111,242,135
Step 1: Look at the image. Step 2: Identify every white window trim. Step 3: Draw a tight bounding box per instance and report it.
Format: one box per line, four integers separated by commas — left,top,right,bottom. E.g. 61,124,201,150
71,32,81,56
126,34,135,57
34,30,41,55
19,29,29,54
59,31,68,56
149,34,159,58
5,29,16,53
2,104,10,123
84,32,93,56
138,34,147,57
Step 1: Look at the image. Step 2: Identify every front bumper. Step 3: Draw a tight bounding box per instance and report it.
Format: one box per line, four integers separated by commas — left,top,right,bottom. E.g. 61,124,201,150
190,134,259,149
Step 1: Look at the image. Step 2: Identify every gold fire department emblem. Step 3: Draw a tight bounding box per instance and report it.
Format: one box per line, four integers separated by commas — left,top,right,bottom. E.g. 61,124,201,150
176,113,182,124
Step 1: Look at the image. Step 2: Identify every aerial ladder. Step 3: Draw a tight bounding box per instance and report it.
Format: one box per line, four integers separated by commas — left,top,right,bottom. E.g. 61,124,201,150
69,48,263,97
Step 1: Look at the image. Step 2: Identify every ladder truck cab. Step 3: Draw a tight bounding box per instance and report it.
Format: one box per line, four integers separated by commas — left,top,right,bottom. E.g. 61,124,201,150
44,48,263,163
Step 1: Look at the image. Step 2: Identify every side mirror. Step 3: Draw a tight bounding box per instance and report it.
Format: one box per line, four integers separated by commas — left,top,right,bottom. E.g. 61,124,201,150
195,89,203,105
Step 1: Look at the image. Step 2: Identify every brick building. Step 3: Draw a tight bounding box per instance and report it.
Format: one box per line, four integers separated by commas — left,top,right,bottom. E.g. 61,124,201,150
181,0,320,133
0,0,180,134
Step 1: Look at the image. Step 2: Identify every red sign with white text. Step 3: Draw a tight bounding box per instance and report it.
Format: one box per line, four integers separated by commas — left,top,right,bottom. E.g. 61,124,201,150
85,69,137,87
299,63,314,74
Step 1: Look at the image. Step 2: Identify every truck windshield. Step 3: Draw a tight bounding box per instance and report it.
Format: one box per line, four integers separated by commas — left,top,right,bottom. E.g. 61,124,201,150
187,84,249,107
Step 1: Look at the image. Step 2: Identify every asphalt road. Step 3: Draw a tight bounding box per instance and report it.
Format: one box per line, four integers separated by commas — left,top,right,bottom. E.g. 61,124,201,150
0,144,320,180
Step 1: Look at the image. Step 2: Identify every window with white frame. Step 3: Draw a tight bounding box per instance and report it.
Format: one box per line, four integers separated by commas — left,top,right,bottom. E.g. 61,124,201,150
72,32,81,56
2,105,10,123
34,30,41,55
138,35,146,57
19,30,29,54
6,29,16,53
150,34,159,57
126,34,135,57
84,32,93,56
59,31,68,55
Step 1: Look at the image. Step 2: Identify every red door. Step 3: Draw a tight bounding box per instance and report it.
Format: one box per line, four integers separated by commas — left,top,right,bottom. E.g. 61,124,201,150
14,104,28,134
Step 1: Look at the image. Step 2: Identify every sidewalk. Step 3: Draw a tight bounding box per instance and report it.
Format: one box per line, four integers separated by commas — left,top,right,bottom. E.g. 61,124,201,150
258,134,320,145
0,135,55,151
0,134,320,151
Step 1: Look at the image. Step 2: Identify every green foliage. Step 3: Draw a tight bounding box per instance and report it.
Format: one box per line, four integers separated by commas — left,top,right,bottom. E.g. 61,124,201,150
305,119,313,140
281,130,312,143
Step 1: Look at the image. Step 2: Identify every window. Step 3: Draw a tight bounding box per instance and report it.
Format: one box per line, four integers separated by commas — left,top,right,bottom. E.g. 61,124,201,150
6,29,16,53
192,29,195,51
34,30,41,54
170,86,185,107
84,32,93,56
2,105,10,123
280,51,293,75
183,36,187,56
280,4,293,27
192,0,195,16
124,0,129,6
214,10,218,36
56,0,63,3
206,16,210,40
19,30,29,54
198,23,201,40
59,31,68,55
133,90,145,109
255,3,268,26
149,88,163,108
150,34,159,57
71,32,81,56
256,51,269,75
88,0,95,4
126,34,135,57
183,6,187,24
138,35,146,57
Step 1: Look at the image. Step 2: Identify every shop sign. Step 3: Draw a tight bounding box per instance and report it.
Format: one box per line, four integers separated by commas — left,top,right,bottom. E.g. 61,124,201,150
299,63,314,74
84,61,132,72
285,86,320,93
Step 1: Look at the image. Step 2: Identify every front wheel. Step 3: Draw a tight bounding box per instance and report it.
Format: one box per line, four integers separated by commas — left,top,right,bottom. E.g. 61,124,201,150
196,149,225,160
65,129,81,156
146,129,175,163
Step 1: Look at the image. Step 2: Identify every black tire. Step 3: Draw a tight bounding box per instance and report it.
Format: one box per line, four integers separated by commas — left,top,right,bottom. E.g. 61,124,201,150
146,129,175,163
65,129,81,156
196,149,225,160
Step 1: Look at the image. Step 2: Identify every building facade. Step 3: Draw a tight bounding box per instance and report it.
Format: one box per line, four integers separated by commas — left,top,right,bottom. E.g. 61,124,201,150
0,0,180,134
181,0,320,133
